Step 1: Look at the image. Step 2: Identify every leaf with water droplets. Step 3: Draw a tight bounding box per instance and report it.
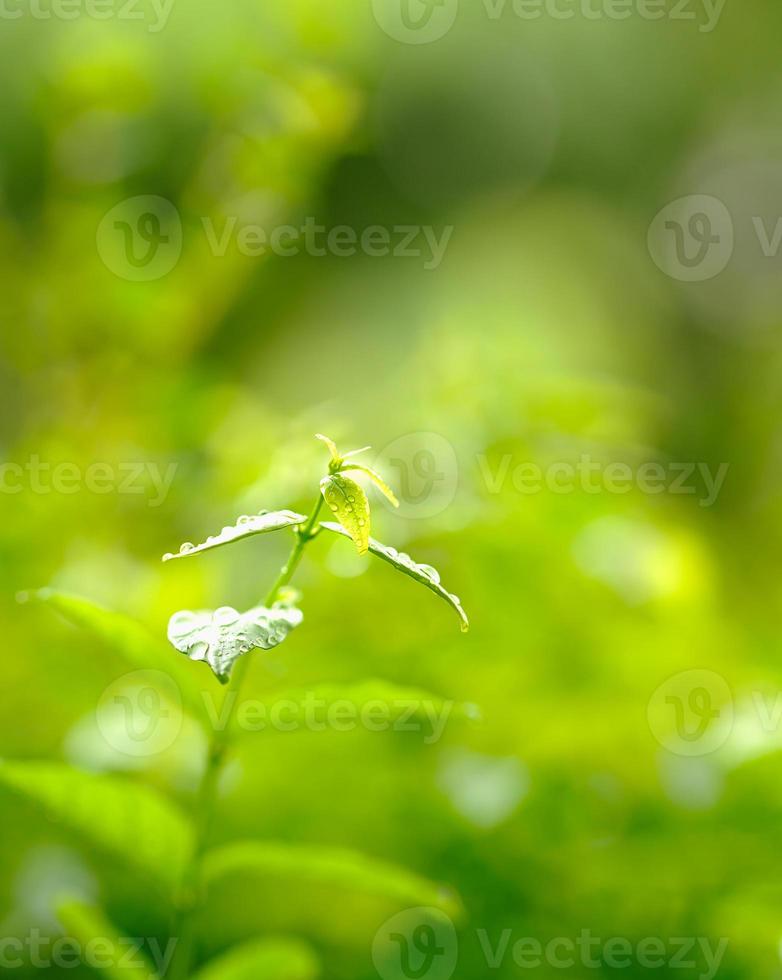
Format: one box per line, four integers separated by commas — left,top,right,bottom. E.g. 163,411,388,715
320,522,469,632
162,510,306,562
339,462,399,508
319,474,370,556
167,604,303,683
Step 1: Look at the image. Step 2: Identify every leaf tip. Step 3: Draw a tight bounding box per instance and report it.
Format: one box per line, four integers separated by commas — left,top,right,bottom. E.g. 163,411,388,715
315,433,340,461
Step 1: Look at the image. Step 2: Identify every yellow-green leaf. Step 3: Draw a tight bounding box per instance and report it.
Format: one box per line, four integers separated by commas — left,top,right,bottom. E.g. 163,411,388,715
319,474,369,555
340,462,399,508
193,938,319,980
17,589,208,722
0,762,194,894
202,841,462,919
57,901,160,980
162,510,306,563
320,523,469,632
314,433,340,461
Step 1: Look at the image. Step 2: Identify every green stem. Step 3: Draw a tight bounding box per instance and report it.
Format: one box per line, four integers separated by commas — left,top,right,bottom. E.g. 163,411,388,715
168,492,324,979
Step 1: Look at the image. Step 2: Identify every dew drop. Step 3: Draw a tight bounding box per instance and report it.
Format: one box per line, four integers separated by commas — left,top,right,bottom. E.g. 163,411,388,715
189,640,209,661
237,515,252,525
214,606,239,626
179,542,195,554
162,552,174,562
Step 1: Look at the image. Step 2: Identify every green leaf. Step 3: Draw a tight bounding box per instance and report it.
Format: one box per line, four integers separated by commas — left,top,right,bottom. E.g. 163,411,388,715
319,474,369,555
314,433,340,462
16,589,208,721
320,523,469,632
202,841,462,919
339,462,399,508
162,510,306,562
56,901,158,979
0,762,193,894
232,678,480,738
168,604,304,684
193,938,319,980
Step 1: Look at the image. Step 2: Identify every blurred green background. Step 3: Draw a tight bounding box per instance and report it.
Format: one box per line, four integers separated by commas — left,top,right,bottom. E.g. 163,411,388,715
2,0,782,976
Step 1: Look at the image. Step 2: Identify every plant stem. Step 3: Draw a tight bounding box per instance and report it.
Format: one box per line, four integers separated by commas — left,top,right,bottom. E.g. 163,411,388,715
168,492,324,979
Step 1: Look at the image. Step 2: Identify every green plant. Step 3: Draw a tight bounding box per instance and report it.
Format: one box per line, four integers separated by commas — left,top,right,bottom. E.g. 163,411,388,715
7,434,468,979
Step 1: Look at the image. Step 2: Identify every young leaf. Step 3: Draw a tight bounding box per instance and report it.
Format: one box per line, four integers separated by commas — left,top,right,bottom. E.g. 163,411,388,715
319,474,369,555
315,433,340,462
57,901,158,979
162,510,306,562
0,762,194,894
339,462,399,508
168,604,304,684
202,841,462,919
231,679,481,739
193,938,319,980
340,445,372,460
16,589,208,722
320,522,469,632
